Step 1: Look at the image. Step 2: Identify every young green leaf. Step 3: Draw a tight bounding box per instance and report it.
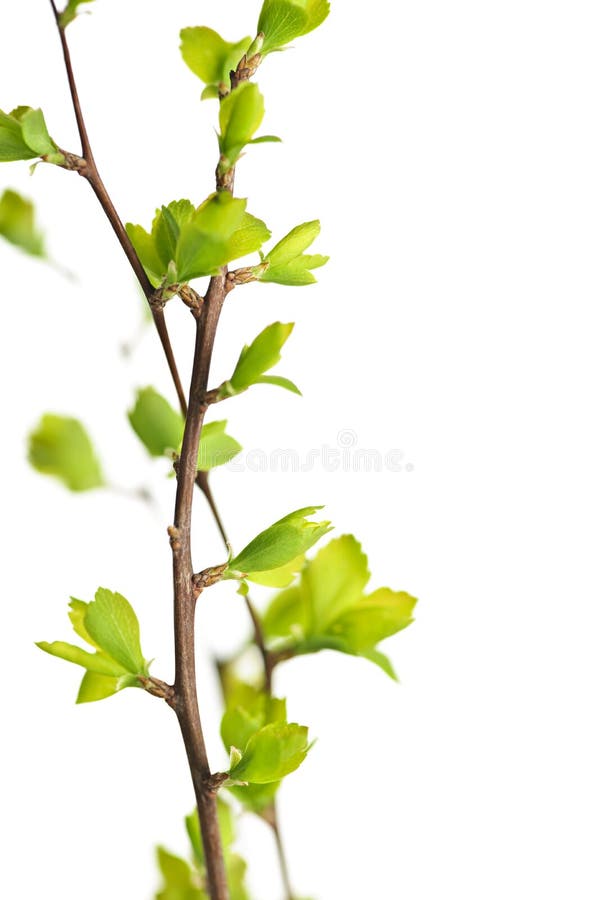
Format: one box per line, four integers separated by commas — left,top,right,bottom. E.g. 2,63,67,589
0,189,45,257
218,82,265,168
224,212,271,262
175,193,247,281
197,421,242,471
185,797,235,868
246,553,305,588
59,0,95,29
180,27,251,93
219,321,300,398
28,414,104,492
156,847,206,899
257,0,330,53
83,588,148,675
128,387,184,457
228,722,310,784
35,640,129,677
0,107,63,164
76,671,121,704
257,220,328,286
225,507,332,577
221,683,287,754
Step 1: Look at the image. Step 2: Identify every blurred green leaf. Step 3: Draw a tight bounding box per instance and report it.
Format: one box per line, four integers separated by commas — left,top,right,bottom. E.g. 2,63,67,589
185,797,235,868
257,220,328,286
84,588,148,675
180,27,251,93
128,387,184,458
220,321,299,398
218,82,265,167
257,0,330,53
221,683,287,753
0,189,45,256
229,722,310,784
28,414,104,492
197,421,242,471
225,507,331,577
59,0,95,28
262,535,417,678
156,847,206,900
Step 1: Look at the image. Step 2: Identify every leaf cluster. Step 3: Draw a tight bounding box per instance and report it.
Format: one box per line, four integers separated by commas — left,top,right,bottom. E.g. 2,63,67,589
37,589,151,702
262,535,418,678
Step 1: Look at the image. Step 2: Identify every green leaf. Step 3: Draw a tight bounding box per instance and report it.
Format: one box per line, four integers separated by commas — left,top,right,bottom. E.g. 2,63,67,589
180,27,251,92
258,221,328,286
84,588,148,675
176,193,247,281
257,0,330,52
229,722,310,784
221,321,296,397
36,641,128,677
253,375,301,394
257,0,308,52
261,535,417,679
218,82,265,167
128,387,184,458
224,212,271,262
59,0,95,28
329,587,417,651
68,598,100,648
221,684,287,754
225,507,332,577
156,847,206,900
0,109,37,162
197,421,242,471
154,200,196,270
0,189,45,256
28,414,104,492
125,222,165,288
247,553,305,588
20,108,56,157
76,671,121,703
228,780,279,814
0,107,63,164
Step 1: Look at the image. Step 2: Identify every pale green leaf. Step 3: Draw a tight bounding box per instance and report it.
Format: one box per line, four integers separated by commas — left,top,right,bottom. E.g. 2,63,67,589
221,684,286,753
0,109,37,162
219,82,265,166
262,584,308,639
226,507,331,577
0,189,45,257
257,0,308,52
36,641,128,677
28,414,104,492
224,212,271,262
329,587,417,651
228,779,279,814
185,797,235,867
198,421,242,471
128,387,184,458
153,199,196,269
264,220,321,267
247,554,305,588
176,193,247,281
76,671,121,703
20,108,56,157
180,27,251,90
84,588,148,675
68,598,100,649
302,535,370,632
229,722,310,784
226,321,294,394
125,222,165,287
253,375,301,394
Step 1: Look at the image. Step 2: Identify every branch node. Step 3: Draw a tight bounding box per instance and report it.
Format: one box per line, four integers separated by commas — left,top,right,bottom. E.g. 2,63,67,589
139,676,176,706
178,284,205,318
207,772,230,793
57,149,88,175
192,563,228,598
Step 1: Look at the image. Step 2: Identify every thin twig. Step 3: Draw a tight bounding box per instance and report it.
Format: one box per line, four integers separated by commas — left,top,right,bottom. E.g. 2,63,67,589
47,0,187,416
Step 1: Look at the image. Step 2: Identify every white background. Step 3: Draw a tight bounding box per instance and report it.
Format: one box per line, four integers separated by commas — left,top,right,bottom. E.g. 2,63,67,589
1,1,600,898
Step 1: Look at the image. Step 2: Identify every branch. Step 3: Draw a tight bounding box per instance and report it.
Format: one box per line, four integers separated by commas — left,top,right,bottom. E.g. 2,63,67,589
47,1,187,416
